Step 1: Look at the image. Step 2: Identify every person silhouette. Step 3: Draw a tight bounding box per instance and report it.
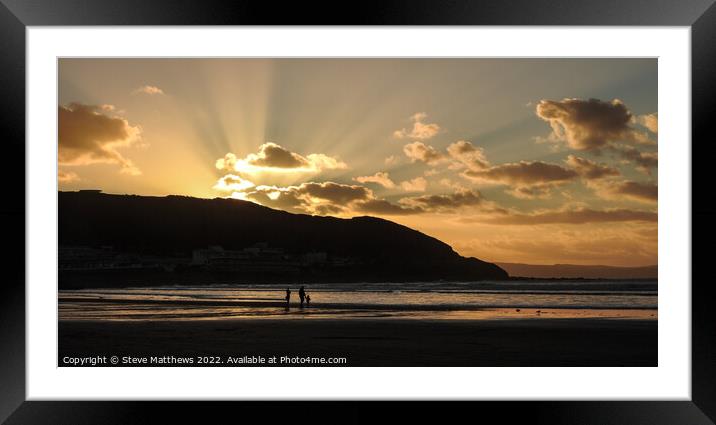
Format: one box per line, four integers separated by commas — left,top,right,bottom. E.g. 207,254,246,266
285,288,291,307
306,294,311,307
298,286,306,308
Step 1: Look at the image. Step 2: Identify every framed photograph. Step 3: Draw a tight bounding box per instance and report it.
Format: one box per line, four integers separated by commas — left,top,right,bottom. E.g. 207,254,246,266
2,0,713,423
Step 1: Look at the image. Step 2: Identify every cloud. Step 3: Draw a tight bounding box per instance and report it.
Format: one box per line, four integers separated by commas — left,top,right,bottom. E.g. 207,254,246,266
133,85,164,95
58,170,80,183
637,113,658,133
564,155,621,179
477,206,657,225
218,173,488,217
400,189,485,212
505,185,555,200
462,160,578,186
58,103,142,175
536,98,653,151
535,99,657,176
384,155,400,166
212,174,255,192
215,153,239,171
240,181,372,215
393,112,440,140
354,171,395,189
216,143,347,174
248,142,311,168
400,177,428,192
447,140,490,171
240,186,308,212
312,203,347,216
354,188,491,216
610,145,658,174
305,153,348,171
403,142,445,165
462,160,578,199
353,199,423,215
297,182,371,204
590,179,658,204
438,178,466,191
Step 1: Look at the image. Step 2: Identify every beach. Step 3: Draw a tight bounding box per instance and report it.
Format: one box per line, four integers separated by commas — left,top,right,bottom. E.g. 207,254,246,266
57,282,657,366
59,316,657,367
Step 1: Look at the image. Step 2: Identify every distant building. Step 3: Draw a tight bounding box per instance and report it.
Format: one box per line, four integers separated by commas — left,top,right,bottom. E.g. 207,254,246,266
59,246,118,270
191,243,300,274
191,246,249,265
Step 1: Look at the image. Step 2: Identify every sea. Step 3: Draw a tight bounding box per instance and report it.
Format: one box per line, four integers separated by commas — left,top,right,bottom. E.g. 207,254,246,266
58,280,658,322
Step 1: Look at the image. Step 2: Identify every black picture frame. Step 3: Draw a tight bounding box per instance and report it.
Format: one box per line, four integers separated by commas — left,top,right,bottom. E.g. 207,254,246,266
1,0,713,423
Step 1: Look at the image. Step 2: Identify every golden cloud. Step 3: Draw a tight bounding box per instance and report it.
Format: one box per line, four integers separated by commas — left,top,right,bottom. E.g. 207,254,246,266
216,143,347,174
637,113,658,133
354,171,396,189
58,103,142,175
447,140,490,171
403,141,445,165
400,177,428,192
393,112,440,140
212,174,255,192
564,155,621,180
132,85,164,95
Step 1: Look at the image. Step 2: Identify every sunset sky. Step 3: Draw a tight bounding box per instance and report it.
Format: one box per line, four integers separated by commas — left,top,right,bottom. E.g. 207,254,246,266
58,58,657,267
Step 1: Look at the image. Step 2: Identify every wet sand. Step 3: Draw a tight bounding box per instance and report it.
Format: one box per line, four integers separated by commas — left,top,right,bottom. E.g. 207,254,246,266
58,317,657,367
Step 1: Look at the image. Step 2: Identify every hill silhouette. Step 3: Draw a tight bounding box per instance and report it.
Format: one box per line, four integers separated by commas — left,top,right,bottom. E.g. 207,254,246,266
59,191,508,286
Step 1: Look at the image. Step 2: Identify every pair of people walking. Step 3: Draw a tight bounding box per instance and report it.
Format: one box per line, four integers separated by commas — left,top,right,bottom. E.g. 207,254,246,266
285,286,310,308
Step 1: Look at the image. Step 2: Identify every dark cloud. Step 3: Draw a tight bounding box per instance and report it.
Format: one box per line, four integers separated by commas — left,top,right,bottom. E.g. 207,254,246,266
237,181,489,217
610,145,658,174
591,180,658,203
353,199,423,215
478,207,657,225
462,161,578,186
248,142,310,168
299,182,372,204
245,188,307,212
536,98,652,151
565,155,621,179
401,189,485,212
242,181,372,215
58,103,142,175
313,203,348,216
